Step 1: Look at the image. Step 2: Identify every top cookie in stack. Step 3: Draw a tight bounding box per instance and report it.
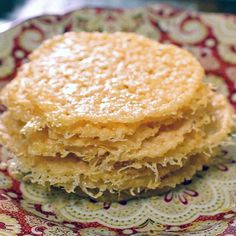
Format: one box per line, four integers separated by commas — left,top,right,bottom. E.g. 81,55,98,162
0,32,233,201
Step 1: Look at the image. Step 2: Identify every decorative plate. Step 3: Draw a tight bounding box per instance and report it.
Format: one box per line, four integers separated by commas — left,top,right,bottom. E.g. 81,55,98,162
0,4,236,236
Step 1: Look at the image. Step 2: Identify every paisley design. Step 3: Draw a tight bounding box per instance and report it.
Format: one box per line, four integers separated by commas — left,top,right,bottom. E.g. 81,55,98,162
30,16,70,39
0,4,235,236
44,226,77,236
18,28,44,52
119,9,161,40
0,214,21,236
24,215,50,227
148,9,208,44
201,14,236,44
169,19,208,44
181,220,229,236
218,44,236,64
70,8,161,40
0,196,19,212
135,220,228,236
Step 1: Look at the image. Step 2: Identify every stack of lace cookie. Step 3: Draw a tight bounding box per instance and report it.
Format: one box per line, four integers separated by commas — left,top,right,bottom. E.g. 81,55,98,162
0,32,233,201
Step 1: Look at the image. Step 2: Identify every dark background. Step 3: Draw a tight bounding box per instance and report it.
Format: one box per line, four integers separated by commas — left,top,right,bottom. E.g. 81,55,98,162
0,0,236,25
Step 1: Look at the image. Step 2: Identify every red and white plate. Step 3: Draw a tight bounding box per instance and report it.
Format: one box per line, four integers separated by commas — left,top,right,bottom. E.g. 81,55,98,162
0,4,236,236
